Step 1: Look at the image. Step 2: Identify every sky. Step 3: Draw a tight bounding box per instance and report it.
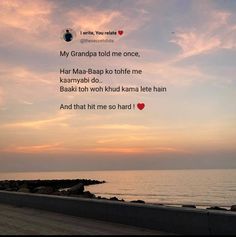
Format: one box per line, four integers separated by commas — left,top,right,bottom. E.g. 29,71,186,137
0,0,236,172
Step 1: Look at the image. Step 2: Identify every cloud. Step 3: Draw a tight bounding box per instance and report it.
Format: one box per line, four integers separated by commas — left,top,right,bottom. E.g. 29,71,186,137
170,10,236,58
67,4,149,40
1,143,64,154
209,11,231,31
0,0,61,52
170,31,221,58
68,7,121,32
0,64,54,85
20,100,34,105
81,147,144,154
0,63,58,106
0,87,4,106
2,114,71,129
0,0,150,59
96,135,157,144
144,61,210,86
91,124,149,130
0,0,54,33
81,146,188,154
0,143,186,155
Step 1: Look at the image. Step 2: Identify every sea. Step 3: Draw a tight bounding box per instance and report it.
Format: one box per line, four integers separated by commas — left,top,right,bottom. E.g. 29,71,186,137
0,169,235,208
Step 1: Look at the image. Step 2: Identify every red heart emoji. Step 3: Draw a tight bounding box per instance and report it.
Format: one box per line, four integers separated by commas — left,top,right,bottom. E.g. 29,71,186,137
118,30,123,36
137,103,145,110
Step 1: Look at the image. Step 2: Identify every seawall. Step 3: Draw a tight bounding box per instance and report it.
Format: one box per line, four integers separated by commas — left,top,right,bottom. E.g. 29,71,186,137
0,191,235,235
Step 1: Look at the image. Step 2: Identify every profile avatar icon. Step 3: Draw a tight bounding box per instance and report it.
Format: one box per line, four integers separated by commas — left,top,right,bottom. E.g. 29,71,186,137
61,28,76,42
64,29,73,42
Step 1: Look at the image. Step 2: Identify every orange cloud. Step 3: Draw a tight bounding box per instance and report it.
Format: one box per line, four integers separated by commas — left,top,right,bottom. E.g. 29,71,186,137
68,8,121,32
0,65,54,85
0,0,61,51
67,5,149,40
82,147,144,154
92,124,149,130
2,143,64,154
2,114,71,129
96,135,157,144
0,0,54,33
81,146,188,154
0,63,58,106
0,87,4,106
0,143,186,155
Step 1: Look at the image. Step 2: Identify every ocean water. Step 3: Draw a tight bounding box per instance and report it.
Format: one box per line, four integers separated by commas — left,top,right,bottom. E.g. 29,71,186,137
0,169,235,207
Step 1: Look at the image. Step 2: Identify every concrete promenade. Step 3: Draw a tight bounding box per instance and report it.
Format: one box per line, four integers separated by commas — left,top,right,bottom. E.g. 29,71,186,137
0,191,235,235
0,204,166,235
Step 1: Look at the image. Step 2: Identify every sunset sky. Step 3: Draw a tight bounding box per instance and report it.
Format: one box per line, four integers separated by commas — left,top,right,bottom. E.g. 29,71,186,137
0,0,236,171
